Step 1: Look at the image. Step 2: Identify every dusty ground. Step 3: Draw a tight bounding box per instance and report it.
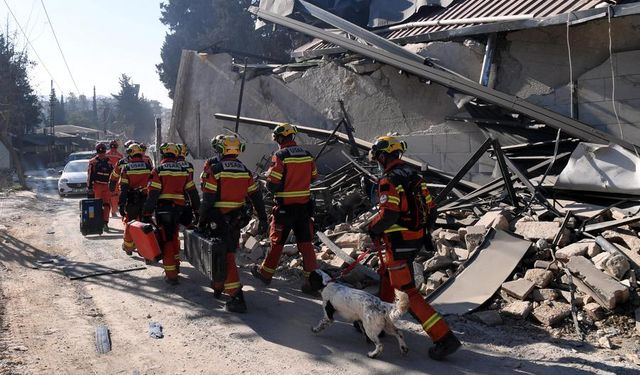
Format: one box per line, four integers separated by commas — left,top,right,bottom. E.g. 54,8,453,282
0,172,638,374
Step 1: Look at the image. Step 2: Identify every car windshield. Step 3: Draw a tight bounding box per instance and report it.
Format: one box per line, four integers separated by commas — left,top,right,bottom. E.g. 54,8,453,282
69,152,94,161
64,160,89,173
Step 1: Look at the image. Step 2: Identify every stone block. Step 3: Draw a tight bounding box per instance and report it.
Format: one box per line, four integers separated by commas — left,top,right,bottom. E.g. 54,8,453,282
524,269,554,288
475,208,510,231
283,244,298,256
530,288,559,302
532,302,571,326
438,229,461,243
603,254,630,280
334,232,369,250
501,279,535,300
473,310,503,326
555,242,590,261
566,256,630,309
501,301,533,319
244,236,260,251
424,256,454,272
584,302,606,321
603,229,640,252
454,248,469,261
514,221,571,247
592,252,611,270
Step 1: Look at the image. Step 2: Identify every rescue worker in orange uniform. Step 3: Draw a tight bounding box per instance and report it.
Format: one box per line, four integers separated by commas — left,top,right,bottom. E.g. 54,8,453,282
106,140,124,217
142,143,200,285
252,123,319,293
198,136,268,313
87,142,114,231
108,140,135,196
177,144,196,227
367,135,460,360
118,143,153,255
139,143,152,165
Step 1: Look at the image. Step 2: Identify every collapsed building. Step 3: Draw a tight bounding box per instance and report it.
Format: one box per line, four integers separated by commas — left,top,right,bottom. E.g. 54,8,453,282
168,0,640,357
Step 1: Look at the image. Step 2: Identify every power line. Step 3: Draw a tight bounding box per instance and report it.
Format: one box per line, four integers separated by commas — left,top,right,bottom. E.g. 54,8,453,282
39,0,79,93
2,0,63,92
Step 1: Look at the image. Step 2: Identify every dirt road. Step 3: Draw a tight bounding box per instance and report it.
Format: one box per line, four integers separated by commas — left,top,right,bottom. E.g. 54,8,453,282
0,173,637,374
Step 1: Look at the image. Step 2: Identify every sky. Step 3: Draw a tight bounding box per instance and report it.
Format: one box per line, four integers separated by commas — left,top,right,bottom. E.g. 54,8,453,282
1,0,173,108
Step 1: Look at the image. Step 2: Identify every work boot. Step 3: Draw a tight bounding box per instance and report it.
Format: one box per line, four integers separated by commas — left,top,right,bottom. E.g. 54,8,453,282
164,276,179,286
428,331,461,361
225,290,247,313
103,224,109,233
122,243,133,256
210,282,223,299
251,265,271,286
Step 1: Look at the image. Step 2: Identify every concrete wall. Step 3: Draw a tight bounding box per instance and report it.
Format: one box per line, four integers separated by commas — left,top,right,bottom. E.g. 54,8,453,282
496,15,640,145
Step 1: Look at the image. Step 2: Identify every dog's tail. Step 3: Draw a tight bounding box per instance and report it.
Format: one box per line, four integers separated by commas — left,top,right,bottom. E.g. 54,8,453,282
387,290,410,322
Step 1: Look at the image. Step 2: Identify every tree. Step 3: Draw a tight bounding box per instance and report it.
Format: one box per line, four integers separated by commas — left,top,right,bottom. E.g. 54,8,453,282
112,74,155,141
54,94,66,125
0,32,40,188
157,0,303,98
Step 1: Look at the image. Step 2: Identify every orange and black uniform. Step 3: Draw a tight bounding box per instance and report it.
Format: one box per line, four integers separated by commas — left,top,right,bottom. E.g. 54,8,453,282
106,148,124,215
369,159,451,344
177,155,196,225
142,157,200,281
199,156,266,297
109,157,129,192
257,140,318,281
87,154,114,223
119,156,152,251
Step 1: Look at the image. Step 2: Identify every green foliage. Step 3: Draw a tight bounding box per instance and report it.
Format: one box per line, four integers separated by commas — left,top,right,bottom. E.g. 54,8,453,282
0,32,41,135
157,0,302,98
112,74,155,142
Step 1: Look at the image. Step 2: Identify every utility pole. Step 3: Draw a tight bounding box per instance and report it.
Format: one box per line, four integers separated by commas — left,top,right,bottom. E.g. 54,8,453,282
49,80,55,161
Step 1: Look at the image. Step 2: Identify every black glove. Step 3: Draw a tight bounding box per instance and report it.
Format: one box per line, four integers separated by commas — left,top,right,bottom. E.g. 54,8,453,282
119,205,126,218
87,189,95,199
257,218,268,236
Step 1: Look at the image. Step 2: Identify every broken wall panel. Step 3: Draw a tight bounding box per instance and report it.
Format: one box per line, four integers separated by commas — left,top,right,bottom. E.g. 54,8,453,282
427,228,532,316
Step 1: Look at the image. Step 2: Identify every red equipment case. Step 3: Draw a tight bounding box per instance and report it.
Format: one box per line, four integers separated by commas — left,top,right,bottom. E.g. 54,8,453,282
129,221,162,262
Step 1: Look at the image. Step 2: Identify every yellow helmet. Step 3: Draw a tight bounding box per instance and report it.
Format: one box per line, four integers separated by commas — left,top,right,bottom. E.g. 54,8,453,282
212,135,245,156
272,122,298,139
178,143,189,157
369,136,407,161
159,142,180,157
126,143,143,157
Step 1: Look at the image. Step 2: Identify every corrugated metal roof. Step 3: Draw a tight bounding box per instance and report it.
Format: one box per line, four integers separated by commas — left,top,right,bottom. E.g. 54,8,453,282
294,0,612,58
385,0,607,40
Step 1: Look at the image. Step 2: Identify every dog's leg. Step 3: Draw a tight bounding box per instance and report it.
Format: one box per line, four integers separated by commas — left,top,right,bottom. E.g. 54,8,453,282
363,318,384,359
311,301,335,333
384,320,408,355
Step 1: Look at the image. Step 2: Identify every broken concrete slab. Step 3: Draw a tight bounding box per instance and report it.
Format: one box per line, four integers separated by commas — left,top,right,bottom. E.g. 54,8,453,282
514,221,570,247
454,248,469,261
502,279,536,300
566,256,630,309
592,252,612,270
584,302,606,321
531,289,559,302
555,241,600,261
244,236,260,252
473,310,503,326
428,229,531,315
334,232,370,250
475,208,511,231
603,254,630,280
524,269,554,288
532,302,572,326
438,229,461,243
501,301,533,319
424,255,454,272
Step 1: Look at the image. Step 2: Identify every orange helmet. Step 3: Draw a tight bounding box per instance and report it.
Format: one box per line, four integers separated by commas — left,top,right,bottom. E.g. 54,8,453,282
109,140,119,149
95,143,107,154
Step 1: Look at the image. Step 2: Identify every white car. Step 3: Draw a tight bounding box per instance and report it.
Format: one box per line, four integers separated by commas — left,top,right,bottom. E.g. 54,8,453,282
58,159,90,197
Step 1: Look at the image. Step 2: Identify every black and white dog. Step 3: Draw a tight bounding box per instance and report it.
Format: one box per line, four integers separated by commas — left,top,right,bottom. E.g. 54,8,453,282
308,269,409,358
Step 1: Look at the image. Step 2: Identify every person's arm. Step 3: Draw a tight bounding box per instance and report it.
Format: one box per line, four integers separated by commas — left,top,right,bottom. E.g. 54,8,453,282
368,177,401,235
266,154,284,194
142,169,161,217
198,164,218,226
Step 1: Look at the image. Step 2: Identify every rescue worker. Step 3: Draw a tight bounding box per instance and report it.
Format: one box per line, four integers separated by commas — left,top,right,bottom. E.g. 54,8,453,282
252,123,319,293
106,140,124,217
367,135,460,360
87,142,114,231
108,141,134,194
176,143,196,226
142,143,200,285
198,136,268,313
118,143,153,255
139,143,152,165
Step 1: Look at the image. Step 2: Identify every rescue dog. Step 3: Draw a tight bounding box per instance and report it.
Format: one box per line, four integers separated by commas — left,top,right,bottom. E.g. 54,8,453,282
308,269,410,358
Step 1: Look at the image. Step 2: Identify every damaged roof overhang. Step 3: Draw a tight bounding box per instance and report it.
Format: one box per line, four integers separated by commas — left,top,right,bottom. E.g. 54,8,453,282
251,2,640,154
293,2,640,59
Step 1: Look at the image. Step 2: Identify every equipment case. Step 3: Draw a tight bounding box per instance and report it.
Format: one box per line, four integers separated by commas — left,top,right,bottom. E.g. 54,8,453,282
183,229,226,282
80,199,104,236
129,221,162,262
